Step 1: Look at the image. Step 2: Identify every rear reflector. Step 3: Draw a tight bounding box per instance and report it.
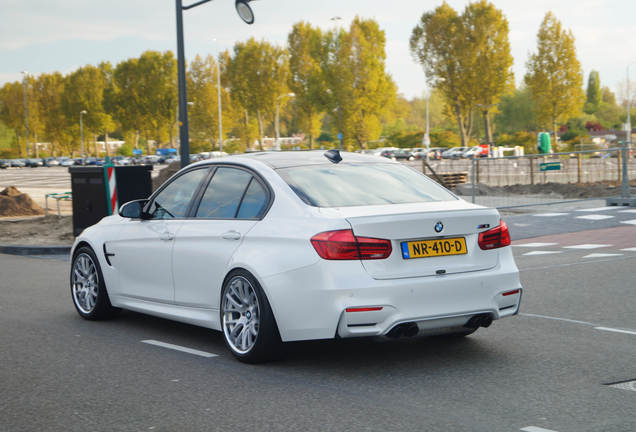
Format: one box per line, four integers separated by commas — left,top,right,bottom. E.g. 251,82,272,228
345,307,383,312
478,220,511,250
311,229,392,260
502,289,520,296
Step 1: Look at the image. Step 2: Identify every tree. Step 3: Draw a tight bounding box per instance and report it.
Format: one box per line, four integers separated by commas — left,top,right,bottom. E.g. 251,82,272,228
411,2,513,146
287,22,327,149
111,51,177,154
62,65,113,156
410,3,475,146
0,81,27,156
187,54,234,151
494,87,538,134
228,39,289,150
524,12,584,142
324,17,396,149
462,1,514,145
584,70,601,114
136,51,177,153
34,72,70,156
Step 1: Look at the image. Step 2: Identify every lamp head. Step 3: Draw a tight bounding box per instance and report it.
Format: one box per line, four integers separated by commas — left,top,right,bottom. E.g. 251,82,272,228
235,0,254,25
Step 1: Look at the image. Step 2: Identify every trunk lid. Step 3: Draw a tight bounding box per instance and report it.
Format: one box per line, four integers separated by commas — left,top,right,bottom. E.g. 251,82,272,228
321,201,501,280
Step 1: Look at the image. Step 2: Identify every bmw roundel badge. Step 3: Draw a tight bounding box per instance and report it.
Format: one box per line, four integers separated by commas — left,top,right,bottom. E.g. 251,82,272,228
434,221,444,233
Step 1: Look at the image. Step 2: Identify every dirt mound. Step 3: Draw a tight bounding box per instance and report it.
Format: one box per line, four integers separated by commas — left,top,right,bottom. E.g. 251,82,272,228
153,162,181,191
0,187,45,217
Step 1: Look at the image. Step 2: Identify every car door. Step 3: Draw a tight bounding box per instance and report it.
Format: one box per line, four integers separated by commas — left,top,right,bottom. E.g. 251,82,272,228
172,166,271,309
106,167,209,303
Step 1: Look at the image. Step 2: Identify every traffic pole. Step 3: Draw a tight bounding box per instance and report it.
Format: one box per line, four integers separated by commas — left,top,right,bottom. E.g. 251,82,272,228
103,160,118,215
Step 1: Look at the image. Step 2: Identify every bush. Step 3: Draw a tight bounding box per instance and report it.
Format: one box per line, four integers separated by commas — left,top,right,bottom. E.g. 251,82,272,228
496,131,537,154
116,142,134,156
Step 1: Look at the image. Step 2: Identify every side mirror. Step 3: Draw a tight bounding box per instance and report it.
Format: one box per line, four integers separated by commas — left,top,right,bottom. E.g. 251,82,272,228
119,199,149,219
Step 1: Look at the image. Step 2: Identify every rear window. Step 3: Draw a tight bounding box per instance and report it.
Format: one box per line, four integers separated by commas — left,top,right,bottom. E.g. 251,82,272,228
278,163,457,207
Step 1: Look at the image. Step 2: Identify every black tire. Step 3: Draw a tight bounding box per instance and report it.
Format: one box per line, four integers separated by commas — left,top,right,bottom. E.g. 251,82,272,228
220,269,282,363
70,246,119,320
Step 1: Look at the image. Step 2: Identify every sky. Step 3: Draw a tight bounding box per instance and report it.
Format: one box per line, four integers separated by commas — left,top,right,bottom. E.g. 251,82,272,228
1,0,635,99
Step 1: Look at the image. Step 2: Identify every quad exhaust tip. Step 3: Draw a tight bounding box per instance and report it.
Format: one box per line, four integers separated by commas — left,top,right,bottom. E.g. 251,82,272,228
464,313,493,329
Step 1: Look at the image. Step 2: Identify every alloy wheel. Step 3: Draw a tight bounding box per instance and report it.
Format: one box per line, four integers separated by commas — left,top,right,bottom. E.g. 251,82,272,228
222,276,260,354
72,253,99,314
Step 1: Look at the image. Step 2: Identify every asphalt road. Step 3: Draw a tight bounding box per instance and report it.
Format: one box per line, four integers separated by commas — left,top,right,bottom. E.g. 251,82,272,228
1,223,635,432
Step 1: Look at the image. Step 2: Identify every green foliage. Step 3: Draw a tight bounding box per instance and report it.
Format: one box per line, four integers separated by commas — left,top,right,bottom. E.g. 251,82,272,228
187,54,234,152
288,22,326,148
411,1,513,146
430,129,461,148
524,12,585,141
323,18,397,148
228,38,289,149
584,71,601,114
496,131,537,154
495,87,537,133
116,142,133,156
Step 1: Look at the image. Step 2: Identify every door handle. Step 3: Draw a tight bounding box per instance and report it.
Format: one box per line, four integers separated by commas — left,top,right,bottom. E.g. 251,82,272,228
160,231,175,241
221,230,242,241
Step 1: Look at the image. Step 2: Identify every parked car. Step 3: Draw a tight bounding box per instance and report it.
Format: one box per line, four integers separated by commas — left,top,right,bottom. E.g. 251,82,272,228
143,155,161,165
392,149,415,161
25,158,43,167
0,159,9,169
10,159,26,167
70,150,522,363
44,157,60,167
442,147,469,159
462,146,484,158
59,158,75,167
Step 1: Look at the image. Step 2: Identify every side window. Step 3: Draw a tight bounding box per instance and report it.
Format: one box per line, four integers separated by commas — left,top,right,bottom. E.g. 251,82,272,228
237,179,268,219
148,168,208,219
196,167,252,218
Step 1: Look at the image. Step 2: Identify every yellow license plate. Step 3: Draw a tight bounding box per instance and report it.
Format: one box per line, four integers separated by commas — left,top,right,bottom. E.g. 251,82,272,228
401,237,467,259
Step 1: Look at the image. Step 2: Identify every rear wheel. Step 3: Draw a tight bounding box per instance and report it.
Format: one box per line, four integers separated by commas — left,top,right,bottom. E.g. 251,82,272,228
220,270,282,363
70,246,119,320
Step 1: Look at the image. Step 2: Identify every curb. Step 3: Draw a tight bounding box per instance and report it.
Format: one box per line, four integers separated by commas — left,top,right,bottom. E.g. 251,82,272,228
0,244,71,256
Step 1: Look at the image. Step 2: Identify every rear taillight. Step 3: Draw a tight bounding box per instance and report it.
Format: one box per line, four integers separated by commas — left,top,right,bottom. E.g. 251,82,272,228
311,229,392,260
478,220,511,250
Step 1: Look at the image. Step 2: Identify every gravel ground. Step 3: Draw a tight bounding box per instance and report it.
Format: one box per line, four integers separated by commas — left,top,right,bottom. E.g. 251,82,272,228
0,215,73,245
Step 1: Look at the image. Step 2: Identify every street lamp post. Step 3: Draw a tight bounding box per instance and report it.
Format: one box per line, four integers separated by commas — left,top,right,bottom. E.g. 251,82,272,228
21,71,29,158
175,0,256,168
80,110,87,160
275,93,295,151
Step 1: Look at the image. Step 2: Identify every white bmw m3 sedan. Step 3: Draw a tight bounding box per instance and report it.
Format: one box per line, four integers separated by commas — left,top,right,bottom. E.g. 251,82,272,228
70,151,522,362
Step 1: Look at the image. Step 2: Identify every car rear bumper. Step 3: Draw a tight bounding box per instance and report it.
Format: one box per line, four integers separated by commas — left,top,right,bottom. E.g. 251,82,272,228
261,247,522,342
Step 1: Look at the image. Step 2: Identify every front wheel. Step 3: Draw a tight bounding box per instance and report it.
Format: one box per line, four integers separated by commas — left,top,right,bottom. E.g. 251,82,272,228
220,270,282,363
70,246,119,320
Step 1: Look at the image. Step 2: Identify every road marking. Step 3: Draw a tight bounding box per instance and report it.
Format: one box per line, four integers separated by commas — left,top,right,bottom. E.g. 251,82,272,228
513,242,558,248
576,206,617,212
575,214,614,221
562,244,611,249
521,426,559,432
532,213,568,217
595,327,636,336
620,219,636,225
523,251,563,256
582,253,623,259
141,340,218,358
520,313,596,326
618,209,636,213
620,247,636,252
519,255,636,271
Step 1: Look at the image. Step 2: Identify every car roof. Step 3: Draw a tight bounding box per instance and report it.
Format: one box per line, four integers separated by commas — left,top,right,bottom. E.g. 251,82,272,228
220,150,391,169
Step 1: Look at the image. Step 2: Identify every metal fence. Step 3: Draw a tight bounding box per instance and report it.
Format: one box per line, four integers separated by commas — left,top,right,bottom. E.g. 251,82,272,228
406,146,636,209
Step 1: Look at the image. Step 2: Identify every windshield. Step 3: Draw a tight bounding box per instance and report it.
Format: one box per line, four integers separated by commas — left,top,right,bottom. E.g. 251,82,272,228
278,163,457,208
